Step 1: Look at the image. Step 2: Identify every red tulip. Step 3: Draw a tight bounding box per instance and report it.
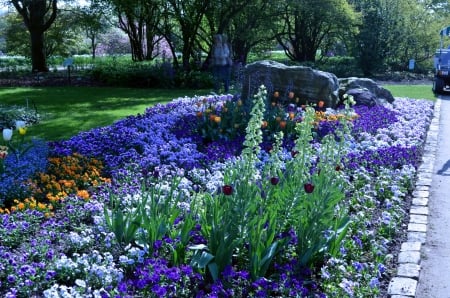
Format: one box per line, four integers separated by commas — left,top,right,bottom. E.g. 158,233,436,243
222,185,233,195
304,183,315,193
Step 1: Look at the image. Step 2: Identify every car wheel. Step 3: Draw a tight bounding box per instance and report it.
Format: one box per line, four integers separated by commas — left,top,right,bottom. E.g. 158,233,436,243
433,77,444,94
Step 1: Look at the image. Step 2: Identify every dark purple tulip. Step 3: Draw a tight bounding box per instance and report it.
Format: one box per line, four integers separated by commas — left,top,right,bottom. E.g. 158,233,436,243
270,177,280,185
304,183,315,193
222,185,233,195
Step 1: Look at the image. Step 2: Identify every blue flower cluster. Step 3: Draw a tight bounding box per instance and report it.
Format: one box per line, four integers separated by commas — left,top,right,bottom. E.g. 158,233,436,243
0,139,48,207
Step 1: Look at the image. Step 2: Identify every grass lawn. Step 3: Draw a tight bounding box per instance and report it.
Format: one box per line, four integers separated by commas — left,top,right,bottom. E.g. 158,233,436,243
0,83,436,142
0,86,210,141
382,84,437,101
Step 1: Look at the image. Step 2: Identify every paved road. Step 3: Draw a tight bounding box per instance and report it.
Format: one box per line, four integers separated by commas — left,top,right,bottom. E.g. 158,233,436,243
416,95,450,298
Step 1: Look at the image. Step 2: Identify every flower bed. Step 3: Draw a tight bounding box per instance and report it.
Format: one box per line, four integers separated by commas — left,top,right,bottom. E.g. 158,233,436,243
0,87,434,297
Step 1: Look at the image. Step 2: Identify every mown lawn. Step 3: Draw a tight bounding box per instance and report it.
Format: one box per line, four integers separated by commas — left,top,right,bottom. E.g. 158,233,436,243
0,87,209,141
383,84,436,101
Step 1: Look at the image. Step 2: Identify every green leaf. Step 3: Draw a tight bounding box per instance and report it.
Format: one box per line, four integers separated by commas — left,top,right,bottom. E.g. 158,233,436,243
208,262,219,281
190,251,215,269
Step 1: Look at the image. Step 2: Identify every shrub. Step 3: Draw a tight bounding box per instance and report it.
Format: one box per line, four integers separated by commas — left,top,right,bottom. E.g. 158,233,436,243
316,56,363,78
0,103,41,130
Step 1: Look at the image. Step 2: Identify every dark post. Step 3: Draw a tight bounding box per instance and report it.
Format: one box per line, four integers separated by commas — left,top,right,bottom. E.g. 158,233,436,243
63,58,74,84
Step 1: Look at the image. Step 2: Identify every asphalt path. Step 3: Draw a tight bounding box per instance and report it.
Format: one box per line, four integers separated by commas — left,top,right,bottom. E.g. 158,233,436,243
416,94,450,298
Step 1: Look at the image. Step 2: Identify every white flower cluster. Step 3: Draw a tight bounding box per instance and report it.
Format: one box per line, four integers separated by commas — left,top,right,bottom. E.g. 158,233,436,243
68,229,94,250
355,98,434,152
48,251,124,297
43,284,111,298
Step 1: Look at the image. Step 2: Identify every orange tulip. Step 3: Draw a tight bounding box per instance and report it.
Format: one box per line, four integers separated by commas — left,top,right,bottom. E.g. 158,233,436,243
288,91,294,99
289,112,295,120
279,120,287,129
273,91,280,98
214,116,221,123
318,101,325,108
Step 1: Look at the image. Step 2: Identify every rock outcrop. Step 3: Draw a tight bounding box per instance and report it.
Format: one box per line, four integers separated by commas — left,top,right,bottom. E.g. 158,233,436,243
338,77,395,106
241,60,340,108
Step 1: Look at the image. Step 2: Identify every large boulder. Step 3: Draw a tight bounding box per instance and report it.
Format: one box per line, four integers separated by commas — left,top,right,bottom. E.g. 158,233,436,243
241,60,340,108
345,88,381,107
338,77,395,106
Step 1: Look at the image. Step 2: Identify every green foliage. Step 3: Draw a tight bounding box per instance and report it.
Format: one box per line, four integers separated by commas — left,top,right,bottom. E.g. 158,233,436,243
317,56,363,78
0,103,40,129
103,192,141,247
192,86,271,281
104,177,196,263
196,98,247,142
5,6,81,60
89,58,213,89
4,12,28,57
350,0,439,75
276,0,360,62
0,56,30,70
192,85,351,282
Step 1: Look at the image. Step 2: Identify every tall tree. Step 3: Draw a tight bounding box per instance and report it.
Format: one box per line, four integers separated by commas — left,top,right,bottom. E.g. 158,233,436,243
275,0,359,62
76,2,110,59
96,0,164,61
201,0,265,67
166,0,210,70
10,0,58,72
350,0,440,75
228,1,279,65
5,9,82,58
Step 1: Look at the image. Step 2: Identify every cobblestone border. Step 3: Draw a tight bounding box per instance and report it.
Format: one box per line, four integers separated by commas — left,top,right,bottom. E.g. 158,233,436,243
387,98,441,297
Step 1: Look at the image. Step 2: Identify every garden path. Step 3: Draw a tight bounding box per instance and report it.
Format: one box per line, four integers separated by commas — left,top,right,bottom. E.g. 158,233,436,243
416,94,450,298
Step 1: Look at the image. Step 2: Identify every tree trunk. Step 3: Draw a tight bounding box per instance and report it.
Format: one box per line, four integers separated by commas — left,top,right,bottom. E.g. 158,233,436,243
91,37,96,59
30,29,48,72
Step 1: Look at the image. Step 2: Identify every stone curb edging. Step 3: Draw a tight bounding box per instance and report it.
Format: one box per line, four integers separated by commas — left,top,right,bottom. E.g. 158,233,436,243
387,98,442,297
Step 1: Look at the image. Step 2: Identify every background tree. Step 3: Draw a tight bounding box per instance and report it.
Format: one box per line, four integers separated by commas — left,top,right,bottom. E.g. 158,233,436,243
201,0,251,67
166,0,210,70
76,2,111,59
95,0,167,62
4,12,28,56
9,0,58,72
45,8,85,57
0,10,7,54
5,9,83,58
228,1,280,65
275,0,359,63
350,0,440,75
